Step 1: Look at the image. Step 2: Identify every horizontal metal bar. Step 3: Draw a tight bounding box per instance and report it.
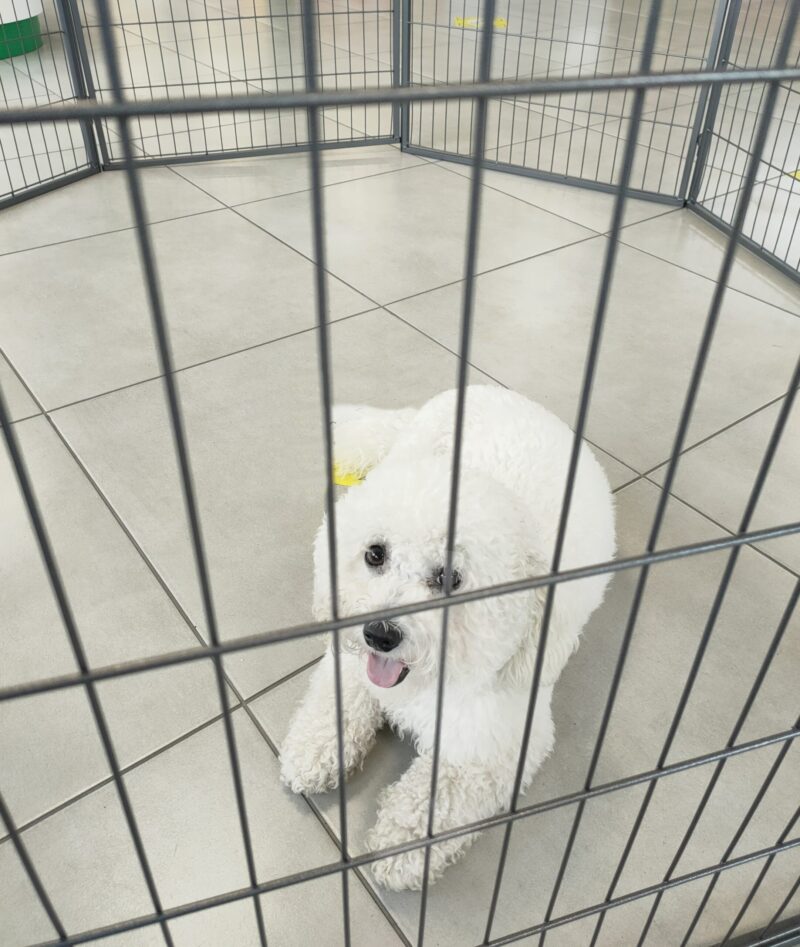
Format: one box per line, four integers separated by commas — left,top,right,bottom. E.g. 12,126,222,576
102,134,399,171
404,144,685,204
3,66,800,126
0,165,98,210
26,826,800,946
1,519,798,702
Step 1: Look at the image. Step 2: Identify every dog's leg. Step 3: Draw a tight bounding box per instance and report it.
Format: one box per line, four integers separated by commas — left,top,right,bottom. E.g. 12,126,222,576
365,755,515,891
333,404,417,478
280,648,383,795
366,696,555,890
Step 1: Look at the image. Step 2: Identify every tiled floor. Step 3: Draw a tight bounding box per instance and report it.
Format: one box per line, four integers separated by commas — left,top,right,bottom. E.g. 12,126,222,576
1,134,799,947
2,0,800,943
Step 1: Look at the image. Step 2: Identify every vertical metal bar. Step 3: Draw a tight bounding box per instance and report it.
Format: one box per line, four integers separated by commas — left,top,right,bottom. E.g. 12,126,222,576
53,0,101,171
0,789,67,942
416,0,496,943
298,0,351,943
0,367,173,947
648,582,800,947
91,0,269,942
392,0,403,140
687,0,741,205
483,1,668,941
677,0,732,202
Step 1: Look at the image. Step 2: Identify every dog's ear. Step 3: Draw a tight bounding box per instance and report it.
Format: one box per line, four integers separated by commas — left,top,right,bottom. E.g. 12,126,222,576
500,548,576,690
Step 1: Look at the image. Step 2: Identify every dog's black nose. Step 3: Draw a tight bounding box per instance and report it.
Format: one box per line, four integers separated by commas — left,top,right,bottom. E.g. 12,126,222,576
363,620,403,652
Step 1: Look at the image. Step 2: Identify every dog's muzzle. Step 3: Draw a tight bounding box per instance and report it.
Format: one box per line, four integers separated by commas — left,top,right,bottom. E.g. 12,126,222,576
363,620,409,687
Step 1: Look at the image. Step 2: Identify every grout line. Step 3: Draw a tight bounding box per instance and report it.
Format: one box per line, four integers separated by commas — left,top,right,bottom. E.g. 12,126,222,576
243,655,323,705
41,308,376,417
0,710,234,845
616,233,800,322
429,160,603,235
0,205,226,261
7,409,43,425
221,160,429,211
240,701,414,947
380,304,641,478
164,149,619,317
379,230,605,308
641,473,800,580
433,157,800,316
0,645,323,850
638,391,794,480
433,157,686,236
0,347,344,837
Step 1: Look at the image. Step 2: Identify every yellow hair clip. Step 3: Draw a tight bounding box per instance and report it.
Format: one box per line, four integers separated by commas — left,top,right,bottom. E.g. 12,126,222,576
332,463,366,487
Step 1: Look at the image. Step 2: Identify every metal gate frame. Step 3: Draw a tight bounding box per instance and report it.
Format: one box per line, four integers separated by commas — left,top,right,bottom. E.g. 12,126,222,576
394,0,800,284
686,0,800,284
1,0,800,945
2,0,799,289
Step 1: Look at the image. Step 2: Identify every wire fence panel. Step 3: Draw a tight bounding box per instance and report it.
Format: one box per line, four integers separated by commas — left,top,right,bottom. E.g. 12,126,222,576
0,0,97,204
404,0,723,200
73,0,397,163
691,0,800,280
1,0,800,945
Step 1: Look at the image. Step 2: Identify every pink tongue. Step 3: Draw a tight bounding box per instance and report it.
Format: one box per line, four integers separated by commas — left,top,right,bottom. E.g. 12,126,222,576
367,652,407,687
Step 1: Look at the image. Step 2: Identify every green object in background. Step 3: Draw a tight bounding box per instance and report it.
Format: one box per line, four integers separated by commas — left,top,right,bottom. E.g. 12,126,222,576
0,14,43,59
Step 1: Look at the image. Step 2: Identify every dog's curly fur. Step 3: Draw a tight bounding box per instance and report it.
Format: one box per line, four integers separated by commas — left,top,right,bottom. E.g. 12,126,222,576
280,386,616,890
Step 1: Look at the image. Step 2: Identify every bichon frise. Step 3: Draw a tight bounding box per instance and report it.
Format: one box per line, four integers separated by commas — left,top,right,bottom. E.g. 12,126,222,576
280,386,616,890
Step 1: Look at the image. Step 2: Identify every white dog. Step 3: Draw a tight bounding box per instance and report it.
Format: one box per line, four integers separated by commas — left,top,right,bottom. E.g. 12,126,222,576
280,386,615,890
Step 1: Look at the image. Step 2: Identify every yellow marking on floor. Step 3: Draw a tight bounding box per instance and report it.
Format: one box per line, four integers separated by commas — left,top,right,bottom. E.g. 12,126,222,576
453,16,508,28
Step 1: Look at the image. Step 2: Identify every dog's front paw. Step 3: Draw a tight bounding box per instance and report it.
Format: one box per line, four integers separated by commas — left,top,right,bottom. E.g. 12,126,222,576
281,733,357,795
365,795,470,890
280,717,376,795
280,733,342,795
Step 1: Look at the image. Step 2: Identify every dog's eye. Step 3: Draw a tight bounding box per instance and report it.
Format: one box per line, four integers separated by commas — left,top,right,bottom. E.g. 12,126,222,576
365,544,386,568
435,567,462,591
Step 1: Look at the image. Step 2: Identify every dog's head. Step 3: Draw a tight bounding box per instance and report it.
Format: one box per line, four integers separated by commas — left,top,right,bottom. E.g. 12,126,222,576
312,456,548,690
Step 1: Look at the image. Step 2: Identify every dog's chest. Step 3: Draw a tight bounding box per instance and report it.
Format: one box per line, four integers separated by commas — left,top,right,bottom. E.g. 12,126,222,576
374,682,529,763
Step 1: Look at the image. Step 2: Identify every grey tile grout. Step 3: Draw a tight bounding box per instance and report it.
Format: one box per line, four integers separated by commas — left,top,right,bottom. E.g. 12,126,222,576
640,473,800,581
430,160,800,318
239,699,414,947
220,159,431,211
431,158,681,236
381,303,797,491
0,654,322,849
428,159,601,236
616,233,800,321
381,303,643,478
637,391,795,480
0,710,232,846
242,654,323,706
379,230,606,308
0,204,226,261
0,153,428,264
39,309,377,416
